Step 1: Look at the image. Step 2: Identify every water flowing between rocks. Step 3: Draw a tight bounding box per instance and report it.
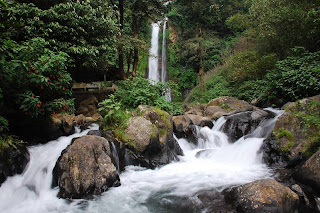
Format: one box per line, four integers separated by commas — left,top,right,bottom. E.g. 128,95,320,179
0,109,284,213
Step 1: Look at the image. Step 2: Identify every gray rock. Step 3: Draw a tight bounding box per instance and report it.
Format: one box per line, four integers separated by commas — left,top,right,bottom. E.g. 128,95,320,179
295,149,320,191
53,135,120,199
0,146,30,186
227,179,299,213
126,116,153,152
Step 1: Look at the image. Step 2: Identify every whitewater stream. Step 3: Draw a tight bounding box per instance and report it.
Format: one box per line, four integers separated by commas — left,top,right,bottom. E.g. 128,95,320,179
0,109,283,213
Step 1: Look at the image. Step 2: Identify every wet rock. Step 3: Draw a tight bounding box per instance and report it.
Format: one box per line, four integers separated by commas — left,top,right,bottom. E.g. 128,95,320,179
205,96,255,120
123,106,183,169
0,146,30,185
77,96,99,117
195,149,217,158
198,190,236,213
172,114,212,144
222,110,273,142
294,149,320,192
87,130,102,137
226,179,299,213
261,138,287,167
184,104,206,116
267,94,320,167
172,115,195,141
53,135,120,199
52,113,103,135
52,114,76,135
187,114,213,128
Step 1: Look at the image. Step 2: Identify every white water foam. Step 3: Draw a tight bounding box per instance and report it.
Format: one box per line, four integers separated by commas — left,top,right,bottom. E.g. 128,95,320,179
0,109,284,213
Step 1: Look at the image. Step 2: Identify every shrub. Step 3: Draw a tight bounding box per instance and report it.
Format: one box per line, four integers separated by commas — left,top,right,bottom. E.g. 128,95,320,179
189,74,231,104
114,77,182,115
263,48,320,105
0,38,74,118
222,50,277,85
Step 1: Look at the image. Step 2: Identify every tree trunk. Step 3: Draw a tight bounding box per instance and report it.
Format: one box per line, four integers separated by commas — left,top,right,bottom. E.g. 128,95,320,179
132,15,139,78
118,0,126,80
126,49,133,78
198,27,204,91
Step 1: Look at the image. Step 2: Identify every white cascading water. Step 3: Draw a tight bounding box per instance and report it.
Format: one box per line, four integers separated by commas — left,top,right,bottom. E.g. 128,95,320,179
148,22,161,82
161,17,171,101
0,124,99,213
0,109,283,213
161,18,168,84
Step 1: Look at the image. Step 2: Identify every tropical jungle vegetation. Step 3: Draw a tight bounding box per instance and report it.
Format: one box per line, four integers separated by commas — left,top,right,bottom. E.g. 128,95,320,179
0,0,320,151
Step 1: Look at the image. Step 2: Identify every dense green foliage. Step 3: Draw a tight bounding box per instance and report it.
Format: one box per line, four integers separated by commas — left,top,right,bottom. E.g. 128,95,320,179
0,38,74,118
180,0,320,106
167,0,242,93
114,77,182,115
5,0,117,70
98,94,132,143
262,49,320,105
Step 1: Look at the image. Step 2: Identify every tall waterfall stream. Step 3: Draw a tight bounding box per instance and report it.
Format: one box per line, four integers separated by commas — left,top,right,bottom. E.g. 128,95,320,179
0,109,284,213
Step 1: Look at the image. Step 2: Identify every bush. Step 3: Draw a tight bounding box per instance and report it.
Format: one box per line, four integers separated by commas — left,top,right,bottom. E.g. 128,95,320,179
189,74,231,104
262,48,320,105
114,77,182,115
232,79,266,103
222,50,277,85
0,38,74,118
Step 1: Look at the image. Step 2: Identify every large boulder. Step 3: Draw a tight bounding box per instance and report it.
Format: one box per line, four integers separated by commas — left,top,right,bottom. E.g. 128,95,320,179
205,96,256,120
123,106,183,169
265,95,320,167
173,114,213,144
53,135,120,199
77,96,99,117
0,146,30,185
226,179,299,213
294,148,320,192
222,109,274,142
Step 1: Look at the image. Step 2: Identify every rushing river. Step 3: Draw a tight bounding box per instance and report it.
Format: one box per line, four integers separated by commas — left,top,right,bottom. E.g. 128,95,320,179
0,109,283,213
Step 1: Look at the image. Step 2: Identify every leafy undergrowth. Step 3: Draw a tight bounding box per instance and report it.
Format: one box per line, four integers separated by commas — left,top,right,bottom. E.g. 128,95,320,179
292,100,320,157
188,47,320,107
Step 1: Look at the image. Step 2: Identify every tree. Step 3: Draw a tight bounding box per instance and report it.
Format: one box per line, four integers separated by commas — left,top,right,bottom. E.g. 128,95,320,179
247,0,320,58
170,0,224,89
8,0,118,75
127,0,165,77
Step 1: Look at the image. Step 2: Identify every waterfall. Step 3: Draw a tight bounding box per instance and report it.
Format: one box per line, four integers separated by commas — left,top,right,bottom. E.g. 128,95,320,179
161,18,167,83
148,18,171,100
148,22,161,82
161,17,171,101
0,109,284,213
0,124,99,213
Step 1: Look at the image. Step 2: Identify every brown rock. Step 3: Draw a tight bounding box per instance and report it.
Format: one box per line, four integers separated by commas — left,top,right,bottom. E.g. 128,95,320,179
123,106,183,169
270,94,320,165
53,135,120,199
228,179,299,213
295,149,320,191
204,106,229,119
205,96,255,119
126,117,154,152
77,96,99,117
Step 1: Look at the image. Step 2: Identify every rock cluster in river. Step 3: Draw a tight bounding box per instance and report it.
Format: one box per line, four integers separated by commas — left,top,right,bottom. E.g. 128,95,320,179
173,96,274,143
48,94,320,211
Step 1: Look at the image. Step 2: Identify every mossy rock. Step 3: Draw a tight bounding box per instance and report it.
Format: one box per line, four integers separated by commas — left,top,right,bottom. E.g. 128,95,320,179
269,94,320,166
